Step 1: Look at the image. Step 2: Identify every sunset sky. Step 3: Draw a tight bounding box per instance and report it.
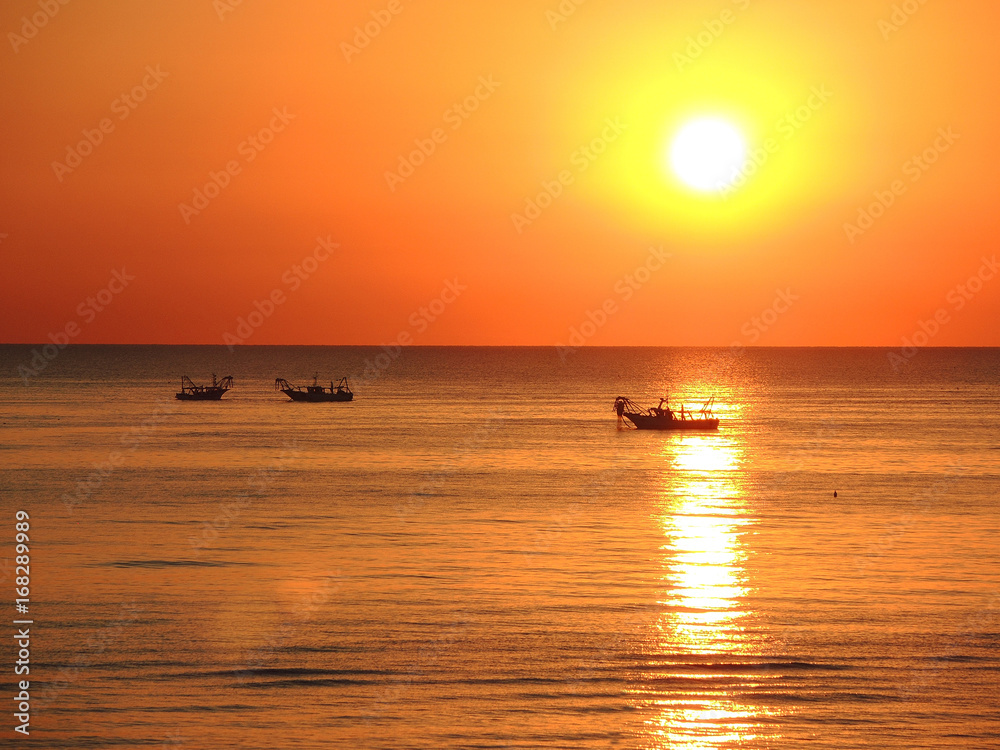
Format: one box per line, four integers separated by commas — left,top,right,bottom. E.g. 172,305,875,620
2,0,998,346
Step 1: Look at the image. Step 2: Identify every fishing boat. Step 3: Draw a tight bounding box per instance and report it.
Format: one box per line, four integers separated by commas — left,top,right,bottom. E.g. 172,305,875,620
176,374,234,401
275,375,353,402
613,395,719,431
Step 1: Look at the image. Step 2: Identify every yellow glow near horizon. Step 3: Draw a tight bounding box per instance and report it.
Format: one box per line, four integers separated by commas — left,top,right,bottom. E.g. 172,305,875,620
563,48,858,243
669,118,747,192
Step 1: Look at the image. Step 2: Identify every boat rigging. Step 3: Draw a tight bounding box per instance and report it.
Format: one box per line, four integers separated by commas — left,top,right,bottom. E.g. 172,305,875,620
175,374,234,401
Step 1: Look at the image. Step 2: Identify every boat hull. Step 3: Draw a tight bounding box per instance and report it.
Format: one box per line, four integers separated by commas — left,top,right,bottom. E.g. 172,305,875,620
175,390,228,401
281,389,353,403
624,412,719,431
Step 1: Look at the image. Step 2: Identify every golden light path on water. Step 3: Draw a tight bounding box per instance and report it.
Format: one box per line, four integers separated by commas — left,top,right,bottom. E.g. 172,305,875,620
641,429,786,749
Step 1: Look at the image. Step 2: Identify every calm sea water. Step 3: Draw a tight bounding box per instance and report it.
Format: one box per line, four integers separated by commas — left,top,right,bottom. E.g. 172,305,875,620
1,346,998,749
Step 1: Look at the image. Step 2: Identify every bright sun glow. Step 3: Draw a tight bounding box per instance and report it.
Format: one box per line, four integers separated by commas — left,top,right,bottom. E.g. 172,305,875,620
669,118,747,192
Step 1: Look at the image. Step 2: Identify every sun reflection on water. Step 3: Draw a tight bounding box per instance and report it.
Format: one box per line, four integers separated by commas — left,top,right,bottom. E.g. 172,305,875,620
663,440,747,655
639,435,784,749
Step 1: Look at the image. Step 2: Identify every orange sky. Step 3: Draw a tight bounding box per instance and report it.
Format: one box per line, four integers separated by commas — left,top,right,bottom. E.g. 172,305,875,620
2,0,998,346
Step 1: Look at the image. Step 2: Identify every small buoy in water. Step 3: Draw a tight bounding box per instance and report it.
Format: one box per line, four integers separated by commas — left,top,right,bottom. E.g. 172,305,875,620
833,491,838,498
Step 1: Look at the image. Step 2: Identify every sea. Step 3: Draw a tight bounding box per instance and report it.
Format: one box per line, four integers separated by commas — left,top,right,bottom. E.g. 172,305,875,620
1,345,998,749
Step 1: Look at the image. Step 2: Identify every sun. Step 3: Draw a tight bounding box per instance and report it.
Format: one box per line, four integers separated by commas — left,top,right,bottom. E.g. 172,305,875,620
669,118,747,193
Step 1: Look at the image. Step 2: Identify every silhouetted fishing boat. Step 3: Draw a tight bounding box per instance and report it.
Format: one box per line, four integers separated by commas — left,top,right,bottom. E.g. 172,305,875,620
176,374,234,401
613,396,719,431
275,375,353,402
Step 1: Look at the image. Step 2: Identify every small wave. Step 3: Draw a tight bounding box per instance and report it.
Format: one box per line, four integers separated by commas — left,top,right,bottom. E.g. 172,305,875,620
210,667,395,679
101,559,255,569
639,659,849,673
224,668,391,688
923,654,995,664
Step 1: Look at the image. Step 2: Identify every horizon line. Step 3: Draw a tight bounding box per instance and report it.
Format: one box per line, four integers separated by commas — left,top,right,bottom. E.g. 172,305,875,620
3,343,999,349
